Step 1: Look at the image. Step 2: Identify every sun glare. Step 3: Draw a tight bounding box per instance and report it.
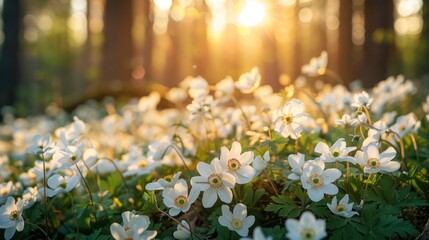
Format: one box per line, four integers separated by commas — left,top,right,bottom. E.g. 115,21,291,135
237,0,266,27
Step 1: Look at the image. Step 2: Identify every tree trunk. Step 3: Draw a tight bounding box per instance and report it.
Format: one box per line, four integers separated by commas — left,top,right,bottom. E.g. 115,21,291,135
338,0,353,84
102,0,133,85
362,0,394,87
0,0,21,108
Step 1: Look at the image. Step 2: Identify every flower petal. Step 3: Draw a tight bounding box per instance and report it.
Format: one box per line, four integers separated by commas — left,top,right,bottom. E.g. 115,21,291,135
321,184,338,195
221,205,233,221
308,188,324,202
202,189,218,208
218,187,233,203
197,162,213,177
314,142,330,155
322,169,342,183
233,203,247,219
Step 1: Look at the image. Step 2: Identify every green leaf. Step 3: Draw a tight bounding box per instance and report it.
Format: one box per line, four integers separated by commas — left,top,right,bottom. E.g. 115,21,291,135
326,215,348,230
263,226,286,239
372,215,419,239
264,195,300,217
141,191,158,215
242,185,267,208
308,200,331,218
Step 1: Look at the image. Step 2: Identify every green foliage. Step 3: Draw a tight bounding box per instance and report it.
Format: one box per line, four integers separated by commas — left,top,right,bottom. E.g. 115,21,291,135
264,195,301,218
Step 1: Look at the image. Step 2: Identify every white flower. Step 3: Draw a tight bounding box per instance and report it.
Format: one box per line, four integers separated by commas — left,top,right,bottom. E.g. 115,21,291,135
271,99,309,139
145,172,181,197
287,153,305,180
423,95,429,121
327,194,359,218
22,187,41,209
138,92,161,113
26,134,55,158
163,179,198,216
65,116,86,141
186,95,216,121
235,67,261,94
45,173,80,197
253,151,270,176
215,76,235,98
0,181,16,204
173,220,191,239
314,138,357,164
301,160,341,202
240,226,273,240
336,114,359,127
147,139,171,160
361,120,391,149
53,144,85,169
354,143,400,174
285,211,327,240
351,91,373,109
187,76,209,99
301,51,328,77
0,197,25,240
166,87,188,103
218,203,255,237
390,113,420,138
190,158,236,208
219,141,255,184
110,211,157,240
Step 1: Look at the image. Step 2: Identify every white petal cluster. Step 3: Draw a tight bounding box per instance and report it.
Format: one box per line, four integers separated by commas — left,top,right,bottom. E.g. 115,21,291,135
327,194,359,218
354,143,400,174
301,160,341,202
285,211,326,240
0,197,25,240
301,51,328,77
218,203,255,237
110,211,157,240
190,158,236,208
271,99,309,139
314,138,356,164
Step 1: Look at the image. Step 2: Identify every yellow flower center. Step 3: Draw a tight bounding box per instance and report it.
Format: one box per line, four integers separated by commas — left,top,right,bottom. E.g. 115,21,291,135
336,204,346,212
208,173,223,189
163,175,173,182
60,182,67,189
174,195,188,208
231,218,243,229
301,228,315,240
138,160,147,168
227,158,241,171
309,174,324,188
282,114,294,124
10,210,19,221
367,158,380,169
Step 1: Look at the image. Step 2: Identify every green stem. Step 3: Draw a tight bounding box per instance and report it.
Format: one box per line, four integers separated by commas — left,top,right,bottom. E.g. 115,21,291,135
155,205,202,240
68,193,80,240
25,221,51,240
104,158,131,193
231,95,252,130
410,133,420,162
170,144,191,172
75,165,97,223
40,154,48,228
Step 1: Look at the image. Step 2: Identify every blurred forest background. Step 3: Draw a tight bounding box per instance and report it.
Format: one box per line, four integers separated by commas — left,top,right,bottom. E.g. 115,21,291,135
0,0,428,115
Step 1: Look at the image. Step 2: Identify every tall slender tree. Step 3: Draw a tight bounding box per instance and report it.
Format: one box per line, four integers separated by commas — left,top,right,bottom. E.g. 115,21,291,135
0,0,21,109
102,0,133,85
